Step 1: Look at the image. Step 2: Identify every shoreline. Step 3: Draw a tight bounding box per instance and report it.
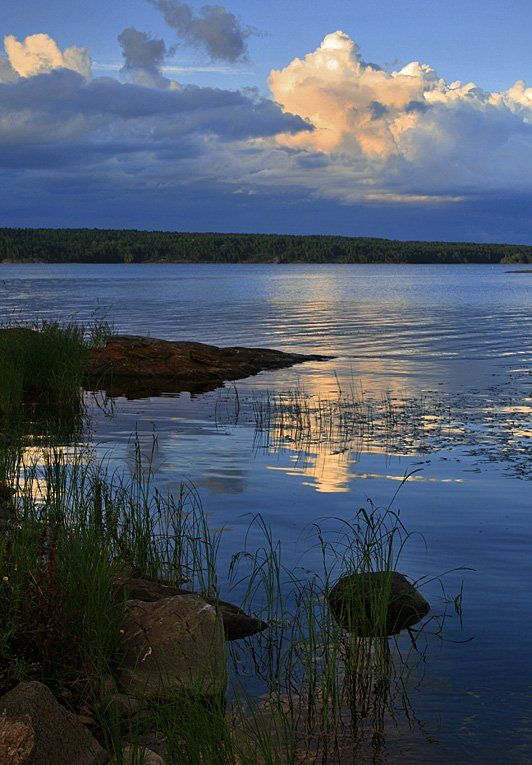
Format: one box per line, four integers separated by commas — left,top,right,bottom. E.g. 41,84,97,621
3,260,531,268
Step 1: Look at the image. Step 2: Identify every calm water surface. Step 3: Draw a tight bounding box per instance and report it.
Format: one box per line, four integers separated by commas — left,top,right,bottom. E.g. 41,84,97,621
1,263,531,763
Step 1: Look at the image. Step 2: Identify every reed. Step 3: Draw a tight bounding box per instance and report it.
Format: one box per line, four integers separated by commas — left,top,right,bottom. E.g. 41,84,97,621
248,386,452,459
0,437,444,763
226,493,433,764
0,319,111,418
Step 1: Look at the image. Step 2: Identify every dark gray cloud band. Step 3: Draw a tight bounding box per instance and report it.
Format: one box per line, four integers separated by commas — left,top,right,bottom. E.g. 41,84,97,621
0,67,311,149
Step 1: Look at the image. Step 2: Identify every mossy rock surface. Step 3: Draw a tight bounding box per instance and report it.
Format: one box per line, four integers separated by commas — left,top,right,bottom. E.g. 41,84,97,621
328,571,430,636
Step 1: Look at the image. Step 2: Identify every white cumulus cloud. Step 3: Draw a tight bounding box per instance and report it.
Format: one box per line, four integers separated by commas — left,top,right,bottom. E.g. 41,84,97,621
266,31,532,203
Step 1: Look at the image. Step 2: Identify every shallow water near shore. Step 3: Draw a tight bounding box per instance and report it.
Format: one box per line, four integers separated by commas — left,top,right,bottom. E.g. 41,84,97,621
1,263,531,763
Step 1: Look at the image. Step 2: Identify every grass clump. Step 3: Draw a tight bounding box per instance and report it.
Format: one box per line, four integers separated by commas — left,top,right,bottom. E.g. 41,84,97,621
0,319,110,417
0,442,215,699
219,485,444,764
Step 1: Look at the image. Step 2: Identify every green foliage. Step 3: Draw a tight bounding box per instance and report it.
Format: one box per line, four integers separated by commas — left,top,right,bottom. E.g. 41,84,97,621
0,455,121,694
0,320,110,417
0,443,216,698
0,227,530,263
501,251,532,264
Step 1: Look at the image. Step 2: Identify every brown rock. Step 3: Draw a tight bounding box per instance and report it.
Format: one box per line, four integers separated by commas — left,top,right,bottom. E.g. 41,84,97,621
135,733,168,761
327,571,430,636
0,482,16,520
120,746,165,765
107,693,145,719
0,482,16,502
118,594,226,700
86,336,329,396
100,675,118,696
0,681,108,764
0,716,34,765
112,577,183,603
113,577,266,641
213,599,266,642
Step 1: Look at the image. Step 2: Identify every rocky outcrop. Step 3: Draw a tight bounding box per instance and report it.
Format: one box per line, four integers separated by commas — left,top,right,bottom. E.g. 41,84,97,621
113,576,266,641
0,681,108,765
86,335,329,396
327,571,430,636
118,594,226,700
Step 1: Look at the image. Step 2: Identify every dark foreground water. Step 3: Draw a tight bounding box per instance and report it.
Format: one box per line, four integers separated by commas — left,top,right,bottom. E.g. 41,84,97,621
1,263,531,763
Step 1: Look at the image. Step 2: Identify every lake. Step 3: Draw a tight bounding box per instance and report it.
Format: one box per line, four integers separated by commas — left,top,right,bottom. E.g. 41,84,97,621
1,263,531,763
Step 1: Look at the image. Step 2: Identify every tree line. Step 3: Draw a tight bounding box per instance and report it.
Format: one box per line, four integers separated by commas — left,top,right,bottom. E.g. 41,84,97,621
0,228,530,264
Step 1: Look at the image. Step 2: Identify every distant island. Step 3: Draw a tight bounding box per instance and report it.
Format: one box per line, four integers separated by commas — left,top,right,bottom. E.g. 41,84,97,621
1,228,531,264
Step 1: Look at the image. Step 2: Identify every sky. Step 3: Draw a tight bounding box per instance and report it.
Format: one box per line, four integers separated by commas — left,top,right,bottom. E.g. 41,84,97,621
1,0,531,242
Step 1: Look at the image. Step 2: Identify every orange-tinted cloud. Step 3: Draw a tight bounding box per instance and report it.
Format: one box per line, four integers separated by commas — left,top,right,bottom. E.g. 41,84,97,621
3,33,91,80
269,31,532,164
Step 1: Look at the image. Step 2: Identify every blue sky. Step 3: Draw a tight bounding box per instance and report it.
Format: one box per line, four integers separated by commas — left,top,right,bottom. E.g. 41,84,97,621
4,0,531,91
1,0,531,241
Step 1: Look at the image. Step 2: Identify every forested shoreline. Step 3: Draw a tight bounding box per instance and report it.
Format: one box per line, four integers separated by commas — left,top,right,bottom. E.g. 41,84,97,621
1,228,531,264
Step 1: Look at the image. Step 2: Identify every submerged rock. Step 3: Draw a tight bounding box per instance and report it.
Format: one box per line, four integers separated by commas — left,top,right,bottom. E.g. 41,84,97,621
327,571,430,636
113,576,267,641
0,681,108,765
86,335,329,396
118,594,226,700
